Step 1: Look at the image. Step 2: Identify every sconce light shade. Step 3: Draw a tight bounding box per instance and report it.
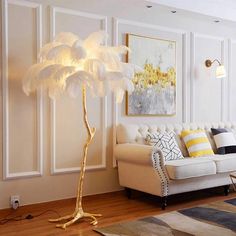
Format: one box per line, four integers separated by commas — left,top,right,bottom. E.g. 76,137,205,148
205,59,226,78
216,65,226,78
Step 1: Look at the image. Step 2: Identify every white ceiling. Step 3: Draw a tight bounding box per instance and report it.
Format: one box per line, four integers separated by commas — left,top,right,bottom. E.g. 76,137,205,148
147,0,236,22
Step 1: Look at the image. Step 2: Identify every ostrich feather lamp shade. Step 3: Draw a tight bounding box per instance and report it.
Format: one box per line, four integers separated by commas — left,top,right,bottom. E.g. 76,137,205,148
23,31,140,229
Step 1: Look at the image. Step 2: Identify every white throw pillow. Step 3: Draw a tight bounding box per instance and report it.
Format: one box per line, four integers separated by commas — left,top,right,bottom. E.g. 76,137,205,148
146,132,184,161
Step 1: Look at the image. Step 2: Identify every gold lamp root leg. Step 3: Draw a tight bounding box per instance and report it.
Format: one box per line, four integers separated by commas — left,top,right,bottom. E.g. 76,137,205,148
49,210,102,229
48,214,74,222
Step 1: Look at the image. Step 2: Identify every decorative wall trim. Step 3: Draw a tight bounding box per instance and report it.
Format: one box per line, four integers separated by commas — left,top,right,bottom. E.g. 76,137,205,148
190,32,195,122
228,39,236,121
220,39,226,121
2,0,43,179
112,18,119,168
50,6,107,174
182,33,188,123
190,32,226,122
112,17,188,166
113,18,188,34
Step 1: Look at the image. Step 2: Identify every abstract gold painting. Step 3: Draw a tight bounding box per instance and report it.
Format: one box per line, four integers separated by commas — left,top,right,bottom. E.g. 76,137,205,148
126,34,176,116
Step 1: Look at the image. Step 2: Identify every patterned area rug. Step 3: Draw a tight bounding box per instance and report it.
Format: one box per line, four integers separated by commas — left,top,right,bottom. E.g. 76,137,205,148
94,198,236,236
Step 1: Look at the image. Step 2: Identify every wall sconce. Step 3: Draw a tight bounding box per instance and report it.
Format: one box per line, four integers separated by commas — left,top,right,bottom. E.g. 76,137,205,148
205,59,226,78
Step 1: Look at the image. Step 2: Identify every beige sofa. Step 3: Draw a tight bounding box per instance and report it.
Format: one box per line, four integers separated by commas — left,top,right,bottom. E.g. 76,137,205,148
115,122,236,209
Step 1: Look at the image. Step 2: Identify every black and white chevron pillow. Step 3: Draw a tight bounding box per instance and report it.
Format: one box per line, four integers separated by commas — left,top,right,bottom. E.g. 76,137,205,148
211,128,236,154
146,132,184,161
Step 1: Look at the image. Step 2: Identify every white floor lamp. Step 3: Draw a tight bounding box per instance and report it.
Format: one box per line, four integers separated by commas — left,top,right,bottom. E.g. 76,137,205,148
23,31,139,229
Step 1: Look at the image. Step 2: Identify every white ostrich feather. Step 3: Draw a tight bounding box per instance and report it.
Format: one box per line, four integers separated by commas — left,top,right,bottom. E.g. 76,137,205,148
23,61,54,95
121,63,143,79
95,48,122,71
123,78,135,94
109,79,132,103
23,65,39,95
105,71,124,80
53,66,77,83
66,81,81,98
95,46,129,71
91,80,109,97
109,78,134,95
71,40,87,62
48,85,64,100
38,41,62,60
84,59,106,81
35,64,66,98
46,45,71,62
113,45,131,54
37,64,63,81
54,32,79,46
66,70,93,84
100,45,130,55
66,71,93,97
83,31,108,49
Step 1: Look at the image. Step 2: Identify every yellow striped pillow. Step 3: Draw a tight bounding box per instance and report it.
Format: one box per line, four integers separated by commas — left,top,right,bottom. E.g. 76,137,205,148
181,130,214,157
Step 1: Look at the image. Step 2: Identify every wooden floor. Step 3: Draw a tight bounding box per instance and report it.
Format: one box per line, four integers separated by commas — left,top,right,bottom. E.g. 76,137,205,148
0,188,236,236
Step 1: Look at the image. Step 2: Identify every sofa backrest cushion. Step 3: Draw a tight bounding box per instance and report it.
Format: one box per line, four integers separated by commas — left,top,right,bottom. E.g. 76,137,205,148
116,122,236,156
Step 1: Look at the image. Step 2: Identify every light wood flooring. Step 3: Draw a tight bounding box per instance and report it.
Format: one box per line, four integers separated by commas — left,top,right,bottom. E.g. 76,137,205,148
0,188,235,236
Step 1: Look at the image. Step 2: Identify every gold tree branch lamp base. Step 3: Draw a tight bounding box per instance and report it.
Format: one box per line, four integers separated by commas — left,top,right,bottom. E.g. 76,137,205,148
48,86,101,229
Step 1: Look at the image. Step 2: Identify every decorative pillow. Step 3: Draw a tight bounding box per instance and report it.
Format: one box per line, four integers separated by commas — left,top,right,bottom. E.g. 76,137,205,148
211,128,236,154
181,130,214,157
146,132,184,161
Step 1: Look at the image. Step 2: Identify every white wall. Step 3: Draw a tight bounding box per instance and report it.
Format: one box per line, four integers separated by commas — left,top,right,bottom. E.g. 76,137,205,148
1,0,236,209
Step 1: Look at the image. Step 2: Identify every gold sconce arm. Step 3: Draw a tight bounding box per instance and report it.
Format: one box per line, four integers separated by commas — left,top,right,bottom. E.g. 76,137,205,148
205,59,221,67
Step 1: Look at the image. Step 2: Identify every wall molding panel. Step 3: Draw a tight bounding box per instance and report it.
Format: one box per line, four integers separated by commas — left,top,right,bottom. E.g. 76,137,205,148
190,32,195,123
2,0,43,179
228,39,236,121
190,32,226,122
112,17,188,167
50,6,107,174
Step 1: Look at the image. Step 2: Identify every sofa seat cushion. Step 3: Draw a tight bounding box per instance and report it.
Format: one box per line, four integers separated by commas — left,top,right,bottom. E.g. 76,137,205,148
165,157,216,180
211,154,236,173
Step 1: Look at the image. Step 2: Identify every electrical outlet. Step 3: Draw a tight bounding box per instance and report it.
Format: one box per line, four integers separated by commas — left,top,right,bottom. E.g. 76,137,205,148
10,195,20,209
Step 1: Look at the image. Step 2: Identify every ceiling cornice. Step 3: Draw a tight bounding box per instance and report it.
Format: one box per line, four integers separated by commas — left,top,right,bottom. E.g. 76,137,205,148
147,0,236,22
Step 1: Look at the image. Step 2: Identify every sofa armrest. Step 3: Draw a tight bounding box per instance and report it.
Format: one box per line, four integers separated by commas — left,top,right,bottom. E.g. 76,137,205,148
114,144,153,165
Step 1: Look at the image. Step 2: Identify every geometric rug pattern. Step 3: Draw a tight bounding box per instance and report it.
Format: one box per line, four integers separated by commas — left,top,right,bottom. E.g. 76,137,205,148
94,198,236,236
